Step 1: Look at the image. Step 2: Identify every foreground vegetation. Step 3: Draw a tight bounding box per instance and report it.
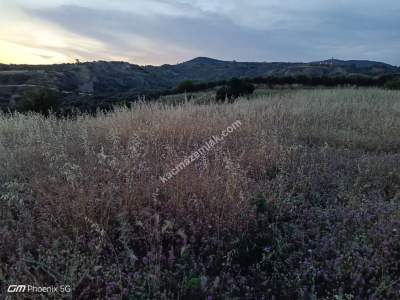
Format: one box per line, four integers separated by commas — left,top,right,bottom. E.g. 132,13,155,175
1,89,400,299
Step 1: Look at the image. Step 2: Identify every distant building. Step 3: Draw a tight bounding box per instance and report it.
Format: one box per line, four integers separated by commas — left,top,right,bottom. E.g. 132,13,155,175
320,57,335,66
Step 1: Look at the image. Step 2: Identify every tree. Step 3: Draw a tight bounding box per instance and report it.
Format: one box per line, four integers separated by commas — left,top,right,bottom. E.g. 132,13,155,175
216,86,232,102
384,78,400,90
176,80,195,93
17,88,61,115
216,78,255,102
295,75,311,85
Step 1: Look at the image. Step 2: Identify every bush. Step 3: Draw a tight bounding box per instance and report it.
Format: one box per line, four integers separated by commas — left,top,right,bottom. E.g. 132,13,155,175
176,80,195,93
215,86,231,102
384,78,400,90
216,78,255,102
17,88,61,115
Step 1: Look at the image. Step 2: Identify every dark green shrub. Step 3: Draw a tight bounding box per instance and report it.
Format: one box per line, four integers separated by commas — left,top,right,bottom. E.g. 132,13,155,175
176,80,195,93
295,74,312,85
215,86,231,102
17,88,61,115
384,78,400,90
215,78,255,102
229,77,255,97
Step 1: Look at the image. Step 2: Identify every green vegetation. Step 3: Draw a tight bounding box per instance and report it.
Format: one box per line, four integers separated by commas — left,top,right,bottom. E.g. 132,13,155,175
176,80,195,93
384,77,400,90
16,88,61,115
1,58,399,113
1,89,400,299
215,78,255,102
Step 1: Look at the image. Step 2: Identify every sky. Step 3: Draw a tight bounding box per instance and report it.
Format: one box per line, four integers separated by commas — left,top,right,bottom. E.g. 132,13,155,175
0,0,399,65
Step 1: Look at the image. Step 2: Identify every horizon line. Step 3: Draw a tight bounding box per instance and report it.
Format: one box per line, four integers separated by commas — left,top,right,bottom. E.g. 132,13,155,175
0,56,397,67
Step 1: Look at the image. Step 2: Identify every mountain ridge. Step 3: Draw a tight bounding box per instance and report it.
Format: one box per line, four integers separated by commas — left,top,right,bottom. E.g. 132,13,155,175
1,56,397,70
0,57,399,110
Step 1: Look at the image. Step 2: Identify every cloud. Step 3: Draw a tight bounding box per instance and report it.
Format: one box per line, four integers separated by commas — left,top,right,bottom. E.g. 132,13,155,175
1,0,399,65
0,1,111,64
15,0,201,18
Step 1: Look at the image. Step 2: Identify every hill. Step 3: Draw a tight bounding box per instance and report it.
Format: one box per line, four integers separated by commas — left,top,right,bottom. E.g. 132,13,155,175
0,57,399,110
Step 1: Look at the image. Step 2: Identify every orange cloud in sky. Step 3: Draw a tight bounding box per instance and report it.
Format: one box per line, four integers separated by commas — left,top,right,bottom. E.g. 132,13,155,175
0,3,195,65
0,2,107,64
0,40,69,64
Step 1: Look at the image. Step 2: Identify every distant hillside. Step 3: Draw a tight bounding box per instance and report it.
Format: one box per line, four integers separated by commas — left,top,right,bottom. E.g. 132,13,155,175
0,57,399,110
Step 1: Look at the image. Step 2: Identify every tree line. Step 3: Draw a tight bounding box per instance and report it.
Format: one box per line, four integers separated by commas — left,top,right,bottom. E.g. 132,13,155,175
159,75,400,102
7,75,400,116
171,74,400,94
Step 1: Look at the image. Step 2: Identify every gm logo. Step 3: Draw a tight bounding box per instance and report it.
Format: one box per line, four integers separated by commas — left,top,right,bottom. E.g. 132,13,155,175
7,285,27,293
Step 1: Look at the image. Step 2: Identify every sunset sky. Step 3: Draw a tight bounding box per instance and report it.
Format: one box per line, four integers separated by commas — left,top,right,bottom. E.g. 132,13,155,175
1,0,399,65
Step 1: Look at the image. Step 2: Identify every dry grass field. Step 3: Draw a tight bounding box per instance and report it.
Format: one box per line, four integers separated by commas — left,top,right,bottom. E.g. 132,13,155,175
1,88,400,299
